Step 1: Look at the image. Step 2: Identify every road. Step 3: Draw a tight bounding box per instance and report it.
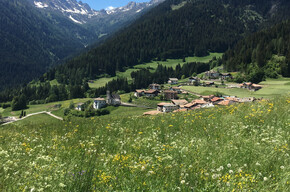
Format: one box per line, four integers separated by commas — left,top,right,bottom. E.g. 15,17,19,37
1,111,63,126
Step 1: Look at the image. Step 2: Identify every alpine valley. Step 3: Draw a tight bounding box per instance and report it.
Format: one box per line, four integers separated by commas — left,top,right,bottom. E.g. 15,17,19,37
0,0,164,89
0,1,290,191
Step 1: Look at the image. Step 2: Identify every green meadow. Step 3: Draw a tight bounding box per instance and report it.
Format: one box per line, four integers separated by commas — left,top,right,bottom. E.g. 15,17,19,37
182,78,290,98
89,53,222,88
1,95,289,191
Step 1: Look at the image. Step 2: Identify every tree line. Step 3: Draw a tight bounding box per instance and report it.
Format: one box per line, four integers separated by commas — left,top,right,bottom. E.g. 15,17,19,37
0,60,214,110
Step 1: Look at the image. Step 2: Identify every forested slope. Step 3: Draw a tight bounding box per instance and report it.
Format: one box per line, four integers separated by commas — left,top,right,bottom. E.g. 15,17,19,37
48,0,290,85
223,20,290,78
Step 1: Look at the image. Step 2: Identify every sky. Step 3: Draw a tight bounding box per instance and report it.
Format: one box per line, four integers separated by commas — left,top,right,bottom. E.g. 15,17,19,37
81,0,151,11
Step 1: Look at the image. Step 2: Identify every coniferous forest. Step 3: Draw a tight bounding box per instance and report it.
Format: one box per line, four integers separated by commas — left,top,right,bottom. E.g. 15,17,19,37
44,0,290,85
223,20,290,78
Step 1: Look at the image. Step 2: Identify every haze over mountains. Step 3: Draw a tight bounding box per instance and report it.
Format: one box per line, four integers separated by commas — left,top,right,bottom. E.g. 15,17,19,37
0,0,164,89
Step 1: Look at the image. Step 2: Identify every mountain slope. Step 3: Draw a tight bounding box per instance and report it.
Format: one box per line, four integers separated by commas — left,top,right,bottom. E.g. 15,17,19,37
48,0,290,85
0,0,164,90
0,0,92,89
223,20,290,78
29,0,165,39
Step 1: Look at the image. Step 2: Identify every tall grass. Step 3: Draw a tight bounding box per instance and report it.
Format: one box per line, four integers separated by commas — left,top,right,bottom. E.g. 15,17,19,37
0,96,289,191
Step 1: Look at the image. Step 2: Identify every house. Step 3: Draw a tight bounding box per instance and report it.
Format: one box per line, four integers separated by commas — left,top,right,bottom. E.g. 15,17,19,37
211,97,224,104
143,110,162,116
164,90,178,100
250,84,262,91
171,99,188,106
240,82,262,91
184,103,196,110
149,84,161,90
106,91,121,105
144,89,159,97
200,103,215,108
217,100,234,106
75,103,84,111
204,70,220,79
157,103,178,113
134,89,145,97
224,97,239,102
239,97,256,103
168,78,178,85
93,98,106,109
191,99,208,107
205,82,215,86
201,95,215,102
220,73,232,80
188,77,200,85
170,86,182,93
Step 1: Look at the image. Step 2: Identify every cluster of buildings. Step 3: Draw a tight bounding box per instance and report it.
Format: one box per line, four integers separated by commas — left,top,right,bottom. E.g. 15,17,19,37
76,91,121,111
144,95,257,115
204,70,232,80
134,81,185,101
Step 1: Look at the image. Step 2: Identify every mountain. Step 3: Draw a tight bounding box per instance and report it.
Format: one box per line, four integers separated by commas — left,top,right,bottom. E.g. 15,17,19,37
47,0,290,85
29,0,165,38
0,0,164,90
223,20,290,79
0,0,92,89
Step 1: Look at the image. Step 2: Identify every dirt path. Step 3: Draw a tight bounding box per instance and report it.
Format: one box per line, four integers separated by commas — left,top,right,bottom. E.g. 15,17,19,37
1,111,63,126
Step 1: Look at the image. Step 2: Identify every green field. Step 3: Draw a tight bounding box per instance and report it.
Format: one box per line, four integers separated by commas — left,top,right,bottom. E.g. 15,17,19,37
182,78,290,98
14,113,62,126
1,98,92,117
89,53,223,88
1,95,289,191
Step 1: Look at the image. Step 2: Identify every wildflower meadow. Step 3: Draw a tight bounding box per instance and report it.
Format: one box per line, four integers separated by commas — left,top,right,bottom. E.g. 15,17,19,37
0,96,289,191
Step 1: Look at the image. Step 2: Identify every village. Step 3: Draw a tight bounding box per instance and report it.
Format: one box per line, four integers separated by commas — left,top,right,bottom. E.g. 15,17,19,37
77,70,264,116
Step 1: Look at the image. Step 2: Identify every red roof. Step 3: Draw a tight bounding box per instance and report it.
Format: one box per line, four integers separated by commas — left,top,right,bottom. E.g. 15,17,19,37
157,102,171,106
184,103,196,108
211,97,223,102
192,99,207,104
135,89,145,93
217,100,232,106
171,99,188,105
144,89,159,94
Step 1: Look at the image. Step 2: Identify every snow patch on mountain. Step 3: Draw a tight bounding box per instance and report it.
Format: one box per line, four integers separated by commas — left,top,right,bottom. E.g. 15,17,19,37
69,15,83,24
34,1,48,8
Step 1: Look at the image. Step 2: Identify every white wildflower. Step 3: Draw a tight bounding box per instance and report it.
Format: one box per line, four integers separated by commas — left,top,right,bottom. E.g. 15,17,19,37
181,180,185,184
59,183,66,188
280,166,285,169
263,177,268,181
227,164,231,168
229,170,233,174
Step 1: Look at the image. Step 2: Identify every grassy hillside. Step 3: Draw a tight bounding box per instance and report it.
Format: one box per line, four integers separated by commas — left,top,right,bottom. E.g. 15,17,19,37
1,95,289,191
182,78,290,98
89,53,222,89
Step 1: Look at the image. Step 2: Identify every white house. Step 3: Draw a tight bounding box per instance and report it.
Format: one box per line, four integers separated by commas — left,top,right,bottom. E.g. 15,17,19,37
93,98,106,109
157,103,178,113
168,78,178,85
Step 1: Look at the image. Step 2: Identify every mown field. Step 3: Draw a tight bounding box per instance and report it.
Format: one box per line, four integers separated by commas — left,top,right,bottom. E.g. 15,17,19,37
1,95,289,191
182,78,290,98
